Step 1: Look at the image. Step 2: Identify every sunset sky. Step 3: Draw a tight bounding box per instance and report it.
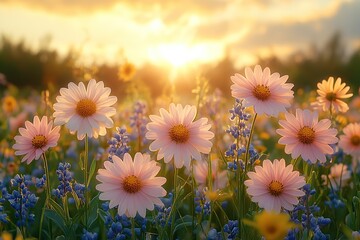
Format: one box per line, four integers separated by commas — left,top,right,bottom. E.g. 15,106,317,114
0,0,359,68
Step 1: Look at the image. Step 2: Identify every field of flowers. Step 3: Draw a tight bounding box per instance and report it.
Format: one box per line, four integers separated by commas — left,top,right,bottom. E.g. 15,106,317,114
0,65,360,240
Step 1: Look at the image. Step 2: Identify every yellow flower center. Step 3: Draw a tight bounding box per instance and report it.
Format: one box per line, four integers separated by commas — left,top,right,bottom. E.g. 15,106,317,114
123,175,142,194
265,224,278,235
325,92,337,101
253,85,271,101
76,99,97,117
169,124,190,144
351,135,360,146
268,180,284,196
298,126,315,144
31,135,47,149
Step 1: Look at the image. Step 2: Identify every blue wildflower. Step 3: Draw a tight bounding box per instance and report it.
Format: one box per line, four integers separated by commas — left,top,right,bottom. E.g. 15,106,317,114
286,184,330,239
325,191,345,209
52,162,73,199
108,127,131,161
223,220,239,240
35,174,46,188
194,190,210,216
6,174,38,227
129,100,149,147
207,228,222,240
74,183,86,203
82,229,98,240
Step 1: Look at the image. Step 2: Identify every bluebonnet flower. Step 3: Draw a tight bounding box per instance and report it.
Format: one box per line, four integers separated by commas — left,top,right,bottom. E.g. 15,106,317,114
74,183,86,203
154,205,171,227
0,181,8,223
129,100,149,147
35,174,46,188
204,88,222,119
226,99,253,170
207,228,222,240
286,184,330,240
325,191,345,209
206,220,239,240
82,229,98,240
194,190,210,216
102,207,146,240
31,168,44,178
108,127,131,161
223,220,239,240
6,174,38,227
52,162,73,199
153,193,173,227
66,141,77,159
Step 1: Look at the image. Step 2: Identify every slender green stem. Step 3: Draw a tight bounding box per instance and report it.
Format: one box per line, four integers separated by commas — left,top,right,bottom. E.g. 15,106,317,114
39,200,46,240
244,113,257,173
170,166,178,239
42,153,53,239
208,155,213,192
191,163,196,238
42,153,51,208
84,134,89,228
131,217,136,240
239,113,257,239
63,197,70,223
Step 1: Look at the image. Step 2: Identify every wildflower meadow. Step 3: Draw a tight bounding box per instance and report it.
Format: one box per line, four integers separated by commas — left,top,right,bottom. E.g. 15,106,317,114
0,64,360,240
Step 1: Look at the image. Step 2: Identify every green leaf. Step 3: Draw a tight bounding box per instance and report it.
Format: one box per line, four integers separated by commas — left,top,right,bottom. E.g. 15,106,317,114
174,215,193,234
55,236,66,240
97,208,108,223
71,190,81,210
44,209,67,234
71,207,86,224
87,159,97,186
49,198,66,220
89,195,99,220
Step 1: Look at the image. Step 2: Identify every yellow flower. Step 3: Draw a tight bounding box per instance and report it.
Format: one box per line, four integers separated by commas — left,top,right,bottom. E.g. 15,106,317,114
312,77,353,113
205,190,233,202
254,159,261,166
259,132,270,140
335,115,348,127
2,96,17,114
243,211,296,240
118,62,136,82
1,232,12,240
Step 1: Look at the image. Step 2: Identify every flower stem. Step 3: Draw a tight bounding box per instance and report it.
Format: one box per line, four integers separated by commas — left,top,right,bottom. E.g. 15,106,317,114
171,165,178,239
42,153,51,208
42,153,52,240
63,197,70,223
244,113,257,173
131,217,136,240
84,134,89,228
191,163,196,238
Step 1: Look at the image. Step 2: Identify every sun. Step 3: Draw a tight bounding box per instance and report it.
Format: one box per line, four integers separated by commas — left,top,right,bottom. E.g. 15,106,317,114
148,43,222,68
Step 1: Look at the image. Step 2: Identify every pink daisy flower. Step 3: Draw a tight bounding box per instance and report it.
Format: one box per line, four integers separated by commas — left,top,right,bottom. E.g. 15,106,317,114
96,153,166,218
13,116,60,164
322,163,351,190
245,159,305,212
53,79,117,140
312,77,353,113
276,109,338,163
230,65,294,116
146,103,214,168
194,158,228,190
339,123,360,159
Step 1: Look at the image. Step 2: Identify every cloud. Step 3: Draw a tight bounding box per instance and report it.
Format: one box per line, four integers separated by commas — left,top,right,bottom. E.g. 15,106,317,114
0,0,358,68
226,0,360,66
